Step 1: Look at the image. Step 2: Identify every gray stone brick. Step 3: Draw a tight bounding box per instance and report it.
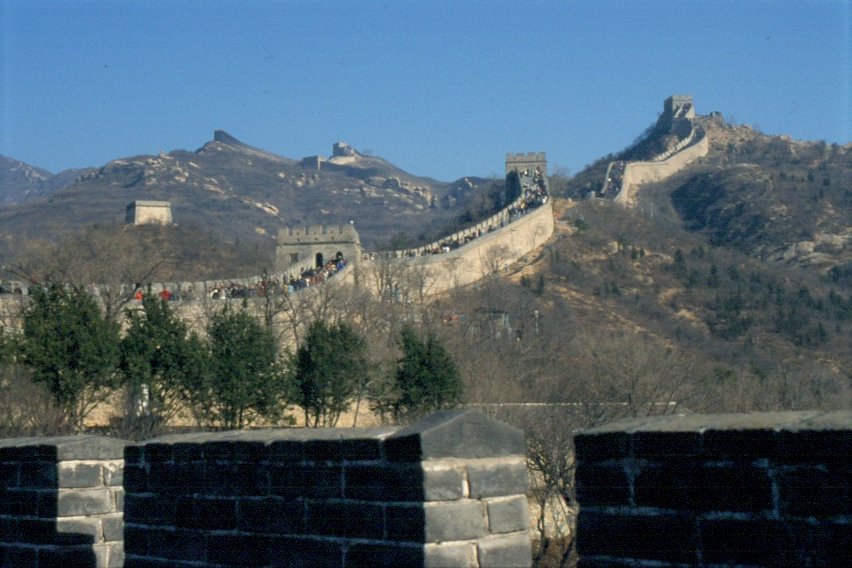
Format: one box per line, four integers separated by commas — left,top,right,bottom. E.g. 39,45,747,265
423,466,466,501
113,488,125,512
56,516,103,543
477,533,532,567
468,460,528,498
486,495,529,533
107,541,124,568
104,462,123,487
57,488,113,516
58,462,103,488
101,514,123,542
423,501,486,542
424,541,477,567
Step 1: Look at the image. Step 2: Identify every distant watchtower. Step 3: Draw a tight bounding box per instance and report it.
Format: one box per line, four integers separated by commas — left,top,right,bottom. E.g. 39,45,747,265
125,201,173,225
505,152,547,177
664,95,695,119
275,224,362,271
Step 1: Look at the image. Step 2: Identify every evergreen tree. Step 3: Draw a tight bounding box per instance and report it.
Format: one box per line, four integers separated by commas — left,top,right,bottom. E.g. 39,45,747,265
200,304,288,429
391,325,462,420
120,293,207,423
292,320,368,427
20,284,120,430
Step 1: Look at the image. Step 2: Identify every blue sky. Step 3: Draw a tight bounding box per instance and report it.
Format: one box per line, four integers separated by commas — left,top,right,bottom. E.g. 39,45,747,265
1,0,849,181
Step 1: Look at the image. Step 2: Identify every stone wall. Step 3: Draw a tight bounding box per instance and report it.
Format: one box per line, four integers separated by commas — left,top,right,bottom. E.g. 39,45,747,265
275,224,362,272
615,131,709,207
364,201,554,297
123,409,531,568
574,411,851,567
0,435,127,567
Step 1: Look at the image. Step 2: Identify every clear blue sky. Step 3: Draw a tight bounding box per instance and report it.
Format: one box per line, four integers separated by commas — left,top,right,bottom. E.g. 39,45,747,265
1,0,849,181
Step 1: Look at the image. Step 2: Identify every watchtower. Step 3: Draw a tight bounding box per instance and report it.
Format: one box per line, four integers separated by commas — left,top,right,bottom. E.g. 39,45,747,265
275,223,362,271
505,152,547,177
664,95,695,119
125,200,173,225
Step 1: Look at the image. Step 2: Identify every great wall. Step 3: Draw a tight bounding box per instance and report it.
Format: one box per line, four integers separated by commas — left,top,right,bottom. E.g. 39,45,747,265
5,96,844,567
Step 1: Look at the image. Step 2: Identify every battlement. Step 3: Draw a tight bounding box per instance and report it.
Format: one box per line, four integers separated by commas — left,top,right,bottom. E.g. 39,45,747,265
505,152,547,176
278,224,359,241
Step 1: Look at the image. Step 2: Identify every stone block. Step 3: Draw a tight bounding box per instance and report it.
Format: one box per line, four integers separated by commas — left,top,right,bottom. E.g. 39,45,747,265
306,501,384,539
56,516,102,543
573,432,630,461
107,541,124,568
477,533,531,568
778,466,850,517
146,527,208,561
18,461,57,488
104,462,123,487
634,462,773,513
423,501,486,542
346,542,424,568
0,462,19,487
296,464,343,499
424,541,477,567
175,496,237,530
268,536,344,568
101,514,124,542
702,428,779,458
58,462,103,488
699,518,810,566
486,495,529,534
385,504,425,542
0,544,38,567
467,460,528,498
304,438,382,462
574,462,630,507
113,487,125,512
57,488,113,516
122,524,149,556
204,461,269,496
422,465,467,501
0,488,40,516
577,509,696,564
344,464,424,501
385,409,526,461
208,534,270,566
631,430,703,457
237,496,304,534
122,464,148,493
124,493,177,526
37,545,99,567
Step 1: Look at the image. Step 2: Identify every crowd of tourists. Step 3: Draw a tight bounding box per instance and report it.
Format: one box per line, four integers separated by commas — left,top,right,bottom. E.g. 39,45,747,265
129,256,349,303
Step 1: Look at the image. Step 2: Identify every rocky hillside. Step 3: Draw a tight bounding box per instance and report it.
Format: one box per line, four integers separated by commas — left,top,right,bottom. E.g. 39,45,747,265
0,156,93,206
0,132,491,266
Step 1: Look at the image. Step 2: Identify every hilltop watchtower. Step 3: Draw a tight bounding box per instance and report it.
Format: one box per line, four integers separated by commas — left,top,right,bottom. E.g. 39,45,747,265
275,223,362,271
664,95,695,119
506,152,547,177
125,200,173,225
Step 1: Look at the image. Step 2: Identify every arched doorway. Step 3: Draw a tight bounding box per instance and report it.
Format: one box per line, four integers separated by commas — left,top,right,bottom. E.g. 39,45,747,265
315,252,324,267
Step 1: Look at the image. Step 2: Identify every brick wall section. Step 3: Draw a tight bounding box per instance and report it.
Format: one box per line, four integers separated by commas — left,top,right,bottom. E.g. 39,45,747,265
123,409,531,568
0,435,128,568
573,411,851,567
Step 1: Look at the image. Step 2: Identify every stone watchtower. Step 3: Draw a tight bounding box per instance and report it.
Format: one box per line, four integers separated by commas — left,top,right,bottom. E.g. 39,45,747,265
125,200,173,225
505,152,547,177
275,223,362,271
664,94,695,119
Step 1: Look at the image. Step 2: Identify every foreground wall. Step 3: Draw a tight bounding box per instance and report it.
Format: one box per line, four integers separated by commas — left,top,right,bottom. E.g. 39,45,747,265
574,411,851,567
0,436,127,567
123,409,531,568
